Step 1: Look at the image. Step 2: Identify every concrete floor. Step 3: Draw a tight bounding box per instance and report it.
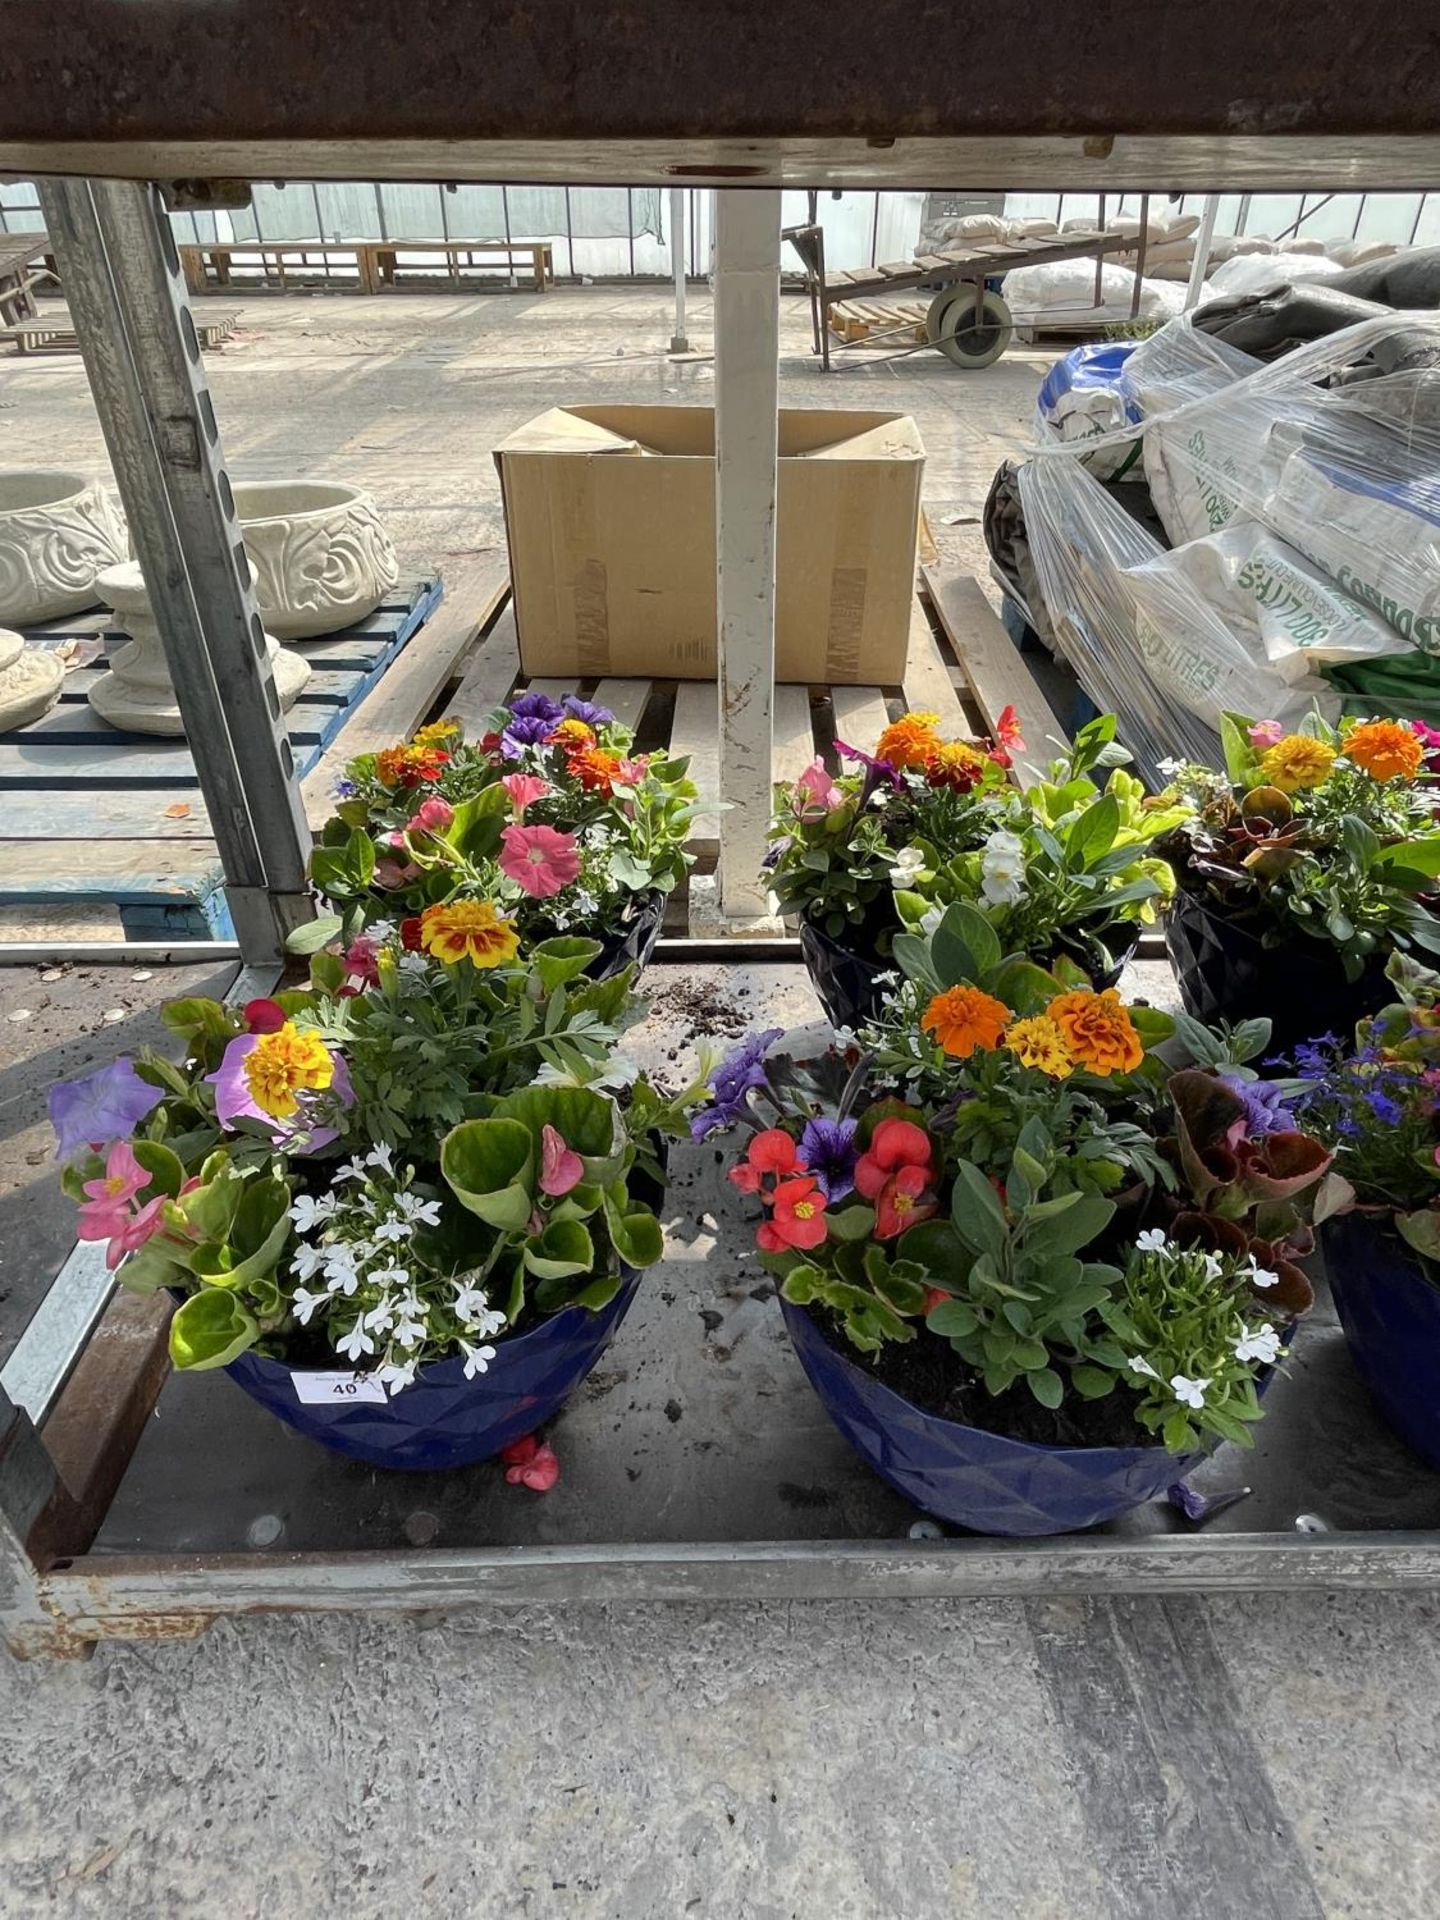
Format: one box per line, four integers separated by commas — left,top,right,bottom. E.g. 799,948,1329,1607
2,291,1438,1918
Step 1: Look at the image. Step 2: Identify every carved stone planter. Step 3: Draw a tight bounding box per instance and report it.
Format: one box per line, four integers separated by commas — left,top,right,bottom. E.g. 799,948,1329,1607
90,561,311,737
234,481,399,640
0,627,64,734
0,470,128,625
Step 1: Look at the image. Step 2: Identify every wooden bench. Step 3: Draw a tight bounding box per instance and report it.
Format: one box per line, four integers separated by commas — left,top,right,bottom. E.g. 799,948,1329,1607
367,240,554,292
5,307,239,355
179,241,380,295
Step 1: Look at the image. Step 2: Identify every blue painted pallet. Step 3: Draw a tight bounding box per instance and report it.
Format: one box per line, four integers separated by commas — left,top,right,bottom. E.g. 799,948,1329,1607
0,577,443,939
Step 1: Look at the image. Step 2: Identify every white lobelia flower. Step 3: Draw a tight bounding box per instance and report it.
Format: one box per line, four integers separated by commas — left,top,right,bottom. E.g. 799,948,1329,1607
373,1217,413,1245
323,1248,362,1296
1156,757,1188,780
291,1241,328,1284
1135,1228,1170,1254
1170,1374,1211,1410
367,918,396,945
1248,1258,1280,1290
460,1339,497,1380
1201,1252,1224,1281
979,829,1028,907
398,950,429,975
370,1263,410,1292
396,1194,439,1230
889,845,927,889
377,1357,419,1397
290,1192,338,1235
573,889,600,917
451,1280,492,1322
335,1321,375,1363
332,1157,368,1185
1234,1323,1282,1366
363,1299,398,1334
392,1298,428,1348
291,1285,329,1327
366,1143,396,1179
1127,1354,1161,1381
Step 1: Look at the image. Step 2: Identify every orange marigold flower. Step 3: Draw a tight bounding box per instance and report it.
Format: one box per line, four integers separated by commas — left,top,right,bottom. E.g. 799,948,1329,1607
375,742,450,789
876,711,942,771
418,899,521,969
1045,988,1143,1076
548,718,597,752
1258,735,1334,794
1344,719,1424,783
566,745,625,795
243,1022,335,1120
921,984,1010,1058
927,739,990,793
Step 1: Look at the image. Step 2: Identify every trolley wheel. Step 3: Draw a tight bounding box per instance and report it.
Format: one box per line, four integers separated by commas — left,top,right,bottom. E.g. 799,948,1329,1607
926,286,1014,369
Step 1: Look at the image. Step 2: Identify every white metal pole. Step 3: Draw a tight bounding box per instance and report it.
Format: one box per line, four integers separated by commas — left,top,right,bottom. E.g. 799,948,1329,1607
1185,192,1222,310
713,188,780,921
669,185,688,352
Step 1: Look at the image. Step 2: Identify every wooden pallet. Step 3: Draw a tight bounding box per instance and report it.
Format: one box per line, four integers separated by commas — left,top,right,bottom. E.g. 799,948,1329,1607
828,298,929,344
3,308,238,355
0,577,445,940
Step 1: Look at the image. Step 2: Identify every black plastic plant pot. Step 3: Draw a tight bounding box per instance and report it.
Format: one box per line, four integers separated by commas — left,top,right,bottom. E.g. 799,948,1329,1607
589,889,665,982
781,1298,1199,1535
798,911,1143,1033
1163,887,1392,1057
1322,1214,1440,1473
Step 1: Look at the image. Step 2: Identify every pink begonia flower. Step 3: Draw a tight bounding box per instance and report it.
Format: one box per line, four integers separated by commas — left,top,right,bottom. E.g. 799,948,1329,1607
501,772,552,816
374,857,421,889
102,1193,170,1272
614,756,649,786
409,796,454,834
206,1035,354,1154
76,1140,152,1244
498,822,582,898
794,757,843,818
539,1123,584,1196
501,1433,560,1492
343,934,382,987
1248,720,1286,749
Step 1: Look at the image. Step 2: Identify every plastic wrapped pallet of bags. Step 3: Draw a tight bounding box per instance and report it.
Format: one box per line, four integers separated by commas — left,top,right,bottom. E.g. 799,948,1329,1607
1034,342,1146,480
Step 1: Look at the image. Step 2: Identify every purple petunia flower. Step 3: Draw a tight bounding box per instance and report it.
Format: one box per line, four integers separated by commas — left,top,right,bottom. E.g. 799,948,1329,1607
799,1115,859,1200
49,1058,164,1162
509,691,566,726
688,1028,785,1141
563,695,615,729
834,737,904,803
1219,1072,1297,1138
501,715,560,756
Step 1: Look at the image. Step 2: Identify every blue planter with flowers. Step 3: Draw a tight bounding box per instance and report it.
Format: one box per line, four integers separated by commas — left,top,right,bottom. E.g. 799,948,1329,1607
782,1297,1199,1536
221,1270,642,1472
1322,1214,1440,1472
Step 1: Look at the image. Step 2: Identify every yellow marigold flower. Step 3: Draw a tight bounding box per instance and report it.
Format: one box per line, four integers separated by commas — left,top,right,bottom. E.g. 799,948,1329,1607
412,718,461,748
1258,734,1335,794
1343,719,1423,783
928,739,991,793
876,711,942,771
1046,989,1144,1076
548,717,597,751
921,984,1010,1059
1003,1014,1075,1078
419,899,521,969
243,1022,335,1120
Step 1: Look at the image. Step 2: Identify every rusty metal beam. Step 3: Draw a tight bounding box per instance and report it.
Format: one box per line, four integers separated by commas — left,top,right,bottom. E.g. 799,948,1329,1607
2,3,1440,188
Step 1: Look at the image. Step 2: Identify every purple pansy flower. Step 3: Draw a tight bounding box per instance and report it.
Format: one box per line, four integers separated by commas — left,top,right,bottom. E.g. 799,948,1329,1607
563,695,615,729
49,1058,164,1162
799,1115,859,1200
689,1027,785,1141
1219,1072,1297,1138
206,1035,354,1154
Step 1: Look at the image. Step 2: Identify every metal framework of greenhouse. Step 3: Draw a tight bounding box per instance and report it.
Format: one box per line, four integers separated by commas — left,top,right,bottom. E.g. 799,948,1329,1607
5,0,1440,1655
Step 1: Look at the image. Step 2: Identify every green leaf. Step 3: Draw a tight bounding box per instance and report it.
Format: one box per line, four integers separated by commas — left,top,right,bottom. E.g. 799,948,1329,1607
533,1269,622,1313
1218,711,1259,786
950,1160,1007,1258
862,1247,928,1315
1066,793,1120,866
162,997,240,1047
1021,1192,1115,1261
604,1198,664,1269
496,1085,623,1175
926,1299,979,1338
780,1263,826,1306
932,902,1001,985
1028,1367,1064,1409
168,1289,259,1370
989,957,1060,1018
285,912,345,955
115,1237,188,1296
231,1174,291,1259
898,1217,972,1285
131,1138,186,1200
1374,836,1440,878
447,784,510,862
440,1117,536,1229
522,1216,595,1279
174,1163,246,1243
309,949,347,994
190,1198,292,1291
827,1203,878,1243
1071,1365,1116,1400
530,936,603,992
892,931,940,990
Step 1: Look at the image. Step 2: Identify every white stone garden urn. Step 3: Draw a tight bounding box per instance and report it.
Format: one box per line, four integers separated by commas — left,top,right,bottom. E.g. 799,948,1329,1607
89,560,311,737
234,480,399,640
0,626,65,734
0,470,129,625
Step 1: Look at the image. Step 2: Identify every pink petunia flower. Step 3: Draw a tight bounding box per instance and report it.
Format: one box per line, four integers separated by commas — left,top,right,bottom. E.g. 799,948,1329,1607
501,772,552,816
1248,720,1286,749
498,822,582,898
539,1124,584,1196
408,796,454,834
76,1140,152,1244
502,1433,560,1492
794,757,843,818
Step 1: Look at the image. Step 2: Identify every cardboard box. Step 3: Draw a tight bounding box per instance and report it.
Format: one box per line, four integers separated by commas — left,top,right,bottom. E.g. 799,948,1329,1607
494,405,925,683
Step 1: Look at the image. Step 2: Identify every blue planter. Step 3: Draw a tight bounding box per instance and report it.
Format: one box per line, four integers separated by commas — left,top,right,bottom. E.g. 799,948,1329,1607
781,1297,1197,1536
1323,1214,1440,1472
223,1271,641,1471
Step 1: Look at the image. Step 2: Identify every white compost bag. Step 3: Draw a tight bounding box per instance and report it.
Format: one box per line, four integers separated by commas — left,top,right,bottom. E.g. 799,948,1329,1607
1206,252,1346,296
